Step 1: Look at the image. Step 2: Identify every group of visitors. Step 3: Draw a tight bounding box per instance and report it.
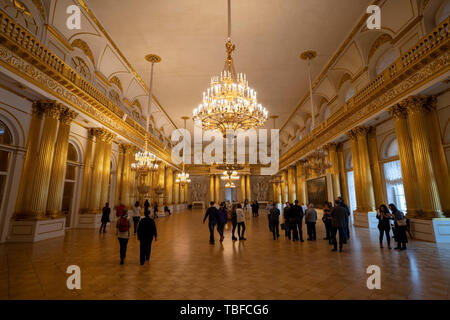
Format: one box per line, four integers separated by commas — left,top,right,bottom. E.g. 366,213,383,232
377,203,408,250
100,201,158,265
203,201,248,244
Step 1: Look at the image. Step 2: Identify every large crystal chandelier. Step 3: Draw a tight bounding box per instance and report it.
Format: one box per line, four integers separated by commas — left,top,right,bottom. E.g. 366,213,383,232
193,0,268,134
304,149,331,175
131,54,161,172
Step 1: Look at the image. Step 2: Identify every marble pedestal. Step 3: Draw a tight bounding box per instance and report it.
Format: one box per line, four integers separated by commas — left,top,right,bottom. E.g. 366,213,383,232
409,218,450,243
8,218,66,242
77,213,102,229
353,211,377,229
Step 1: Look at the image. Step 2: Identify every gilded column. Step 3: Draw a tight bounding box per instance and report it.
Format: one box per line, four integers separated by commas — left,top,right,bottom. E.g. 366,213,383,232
156,163,165,206
24,102,61,218
165,166,173,205
389,103,422,217
174,173,180,204
114,145,124,207
355,126,375,212
15,102,44,216
295,161,306,205
88,129,107,213
240,175,246,202
327,143,341,200
100,132,115,207
367,127,385,207
272,181,278,203
426,96,450,216
406,97,443,218
348,130,363,212
281,170,288,203
184,181,189,204
287,166,296,203
215,174,220,203
246,174,251,202
337,143,349,205
79,129,95,212
46,107,78,217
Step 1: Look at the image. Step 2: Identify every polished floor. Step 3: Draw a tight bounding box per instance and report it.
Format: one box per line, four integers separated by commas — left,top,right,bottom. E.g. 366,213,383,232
1,209,450,300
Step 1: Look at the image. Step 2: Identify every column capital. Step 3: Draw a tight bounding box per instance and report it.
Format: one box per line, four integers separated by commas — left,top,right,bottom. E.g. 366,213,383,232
389,103,408,120
59,107,78,125
402,96,429,115
38,101,62,120
324,142,338,152
31,101,45,119
354,126,370,137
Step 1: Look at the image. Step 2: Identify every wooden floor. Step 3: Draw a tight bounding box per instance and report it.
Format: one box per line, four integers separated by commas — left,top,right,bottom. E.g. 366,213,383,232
1,209,450,300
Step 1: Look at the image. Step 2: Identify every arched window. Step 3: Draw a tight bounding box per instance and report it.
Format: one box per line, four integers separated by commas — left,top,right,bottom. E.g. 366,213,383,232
0,120,13,211
62,142,80,228
381,136,406,213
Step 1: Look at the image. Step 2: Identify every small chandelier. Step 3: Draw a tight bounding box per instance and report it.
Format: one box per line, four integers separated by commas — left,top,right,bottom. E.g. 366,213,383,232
221,170,240,181
225,181,236,189
193,0,268,134
304,149,331,174
175,166,191,185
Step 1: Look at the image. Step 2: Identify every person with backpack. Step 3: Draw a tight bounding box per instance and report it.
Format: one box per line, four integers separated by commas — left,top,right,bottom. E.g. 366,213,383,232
116,208,131,265
137,210,157,265
268,202,280,240
217,202,228,242
99,202,110,233
116,202,125,218
203,202,219,244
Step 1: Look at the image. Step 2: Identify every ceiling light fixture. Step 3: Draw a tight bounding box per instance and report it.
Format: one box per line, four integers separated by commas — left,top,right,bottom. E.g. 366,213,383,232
193,0,268,134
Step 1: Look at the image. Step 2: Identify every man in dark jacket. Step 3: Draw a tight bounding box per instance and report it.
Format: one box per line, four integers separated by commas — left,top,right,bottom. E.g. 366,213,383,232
100,202,111,233
268,203,280,240
283,202,291,238
290,200,304,242
331,200,347,252
137,211,157,265
338,196,351,242
203,202,219,244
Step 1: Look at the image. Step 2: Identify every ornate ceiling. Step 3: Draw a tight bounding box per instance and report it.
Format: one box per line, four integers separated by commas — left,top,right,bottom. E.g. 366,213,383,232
83,0,372,132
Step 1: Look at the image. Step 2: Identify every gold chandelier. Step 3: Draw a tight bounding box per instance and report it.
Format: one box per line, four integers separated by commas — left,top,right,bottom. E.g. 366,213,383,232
175,164,191,185
304,149,331,174
193,0,268,134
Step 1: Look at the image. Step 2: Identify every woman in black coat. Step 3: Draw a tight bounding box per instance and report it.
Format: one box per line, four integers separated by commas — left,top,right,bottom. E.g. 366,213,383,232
389,203,408,250
376,204,392,248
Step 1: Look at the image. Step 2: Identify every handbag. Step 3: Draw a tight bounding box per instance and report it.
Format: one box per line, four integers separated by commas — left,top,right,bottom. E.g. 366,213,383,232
396,218,407,227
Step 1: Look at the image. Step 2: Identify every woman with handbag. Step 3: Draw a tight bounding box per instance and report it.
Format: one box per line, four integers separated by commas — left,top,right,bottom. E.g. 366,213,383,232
389,203,408,250
376,204,392,249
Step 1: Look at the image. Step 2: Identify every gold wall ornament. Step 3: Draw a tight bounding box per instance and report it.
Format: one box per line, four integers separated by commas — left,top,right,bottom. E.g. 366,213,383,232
109,76,123,93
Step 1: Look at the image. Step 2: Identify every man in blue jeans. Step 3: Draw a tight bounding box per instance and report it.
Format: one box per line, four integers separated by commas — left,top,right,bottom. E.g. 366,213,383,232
203,201,219,244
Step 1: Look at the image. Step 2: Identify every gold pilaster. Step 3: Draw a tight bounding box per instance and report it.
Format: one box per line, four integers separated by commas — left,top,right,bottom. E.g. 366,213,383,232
165,166,173,205
119,144,133,208
337,143,349,205
406,96,443,218
174,171,180,204
389,103,422,217
426,96,450,216
79,129,94,213
295,161,306,205
215,174,220,203
46,107,78,217
326,143,341,200
347,129,363,212
240,175,246,202
287,166,296,203
14,102,44,216
281,170,288,203
245,174,251,202
114,145,124,207
88,128,107,213
355,126,376,212
24,101,61,218
100,132,115,207
367,127,385,207
209,174,215,203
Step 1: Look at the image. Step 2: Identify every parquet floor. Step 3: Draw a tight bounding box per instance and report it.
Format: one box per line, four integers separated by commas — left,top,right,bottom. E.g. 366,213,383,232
1,209,450,300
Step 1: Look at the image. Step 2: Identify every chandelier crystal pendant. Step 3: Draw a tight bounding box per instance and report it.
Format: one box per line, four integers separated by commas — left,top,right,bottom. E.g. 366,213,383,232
193,0,268,134
131,54,161,172
175,116,191,185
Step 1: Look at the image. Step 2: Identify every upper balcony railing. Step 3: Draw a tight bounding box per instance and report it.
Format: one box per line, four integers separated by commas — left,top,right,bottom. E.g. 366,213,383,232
0,9,167,151
282,16,449,160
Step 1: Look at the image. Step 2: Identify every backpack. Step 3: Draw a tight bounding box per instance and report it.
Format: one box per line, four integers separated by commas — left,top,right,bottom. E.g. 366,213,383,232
118,217,129,232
